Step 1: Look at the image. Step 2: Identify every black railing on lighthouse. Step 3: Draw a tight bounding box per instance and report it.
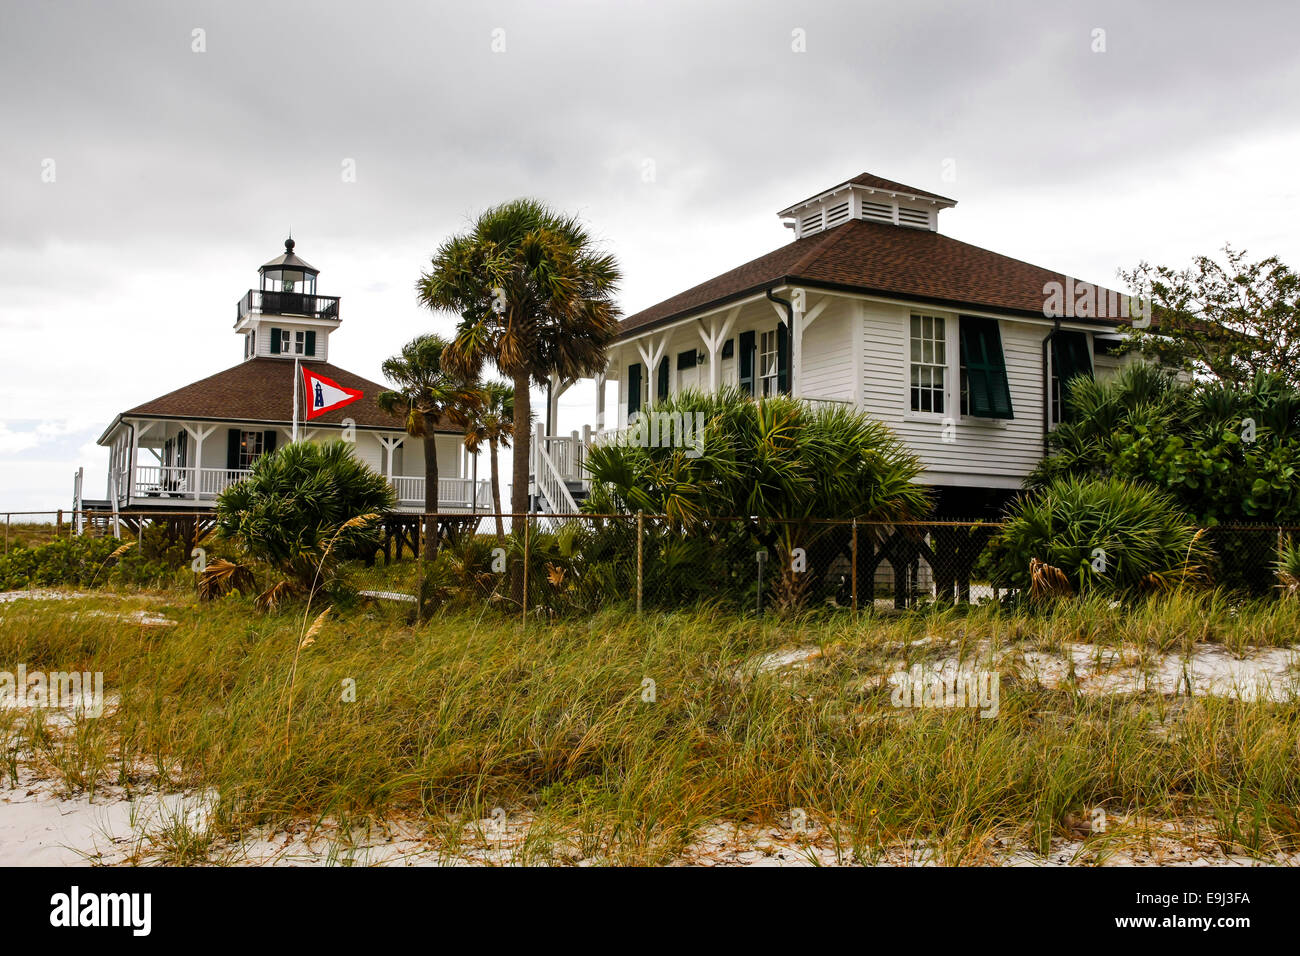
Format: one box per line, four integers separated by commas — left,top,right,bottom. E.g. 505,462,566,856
237,290,341,322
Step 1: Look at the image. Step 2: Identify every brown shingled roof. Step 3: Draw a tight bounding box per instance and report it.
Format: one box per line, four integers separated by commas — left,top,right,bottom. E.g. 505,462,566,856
120,358,460,432
618,219,1132,337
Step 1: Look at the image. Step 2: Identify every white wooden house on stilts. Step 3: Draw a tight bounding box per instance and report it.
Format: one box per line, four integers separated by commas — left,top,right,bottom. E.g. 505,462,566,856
529,171,1140,518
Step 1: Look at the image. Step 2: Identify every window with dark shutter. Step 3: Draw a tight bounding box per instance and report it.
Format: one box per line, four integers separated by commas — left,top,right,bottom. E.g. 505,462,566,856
656,358,669,402
226,429,241,470
959,316,1014,419
676,350,696,370
305,331,316,357
738,331,755,396
269,328,281,354
1050,331,1093,424
776,323,790,395
627,363,642,415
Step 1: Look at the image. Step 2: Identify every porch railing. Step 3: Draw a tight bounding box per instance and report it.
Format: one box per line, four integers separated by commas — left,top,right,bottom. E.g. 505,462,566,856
389,476,492,510
131,465,251,500
129,466,490,512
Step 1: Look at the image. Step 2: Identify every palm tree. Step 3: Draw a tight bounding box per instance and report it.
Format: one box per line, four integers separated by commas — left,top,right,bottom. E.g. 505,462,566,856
377,334,483,559
462,381,517,542
416,199,621,528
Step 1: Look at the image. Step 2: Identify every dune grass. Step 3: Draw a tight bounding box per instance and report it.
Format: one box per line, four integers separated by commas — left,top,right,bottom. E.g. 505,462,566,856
2,587,1300,864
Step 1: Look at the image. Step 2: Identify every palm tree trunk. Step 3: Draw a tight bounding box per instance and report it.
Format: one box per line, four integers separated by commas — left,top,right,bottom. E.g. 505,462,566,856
422,414,440,560
510,373,531,601
489,438,504,543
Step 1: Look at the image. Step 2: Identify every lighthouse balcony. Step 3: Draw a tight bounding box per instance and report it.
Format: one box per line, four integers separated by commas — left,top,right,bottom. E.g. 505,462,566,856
237,289,341,323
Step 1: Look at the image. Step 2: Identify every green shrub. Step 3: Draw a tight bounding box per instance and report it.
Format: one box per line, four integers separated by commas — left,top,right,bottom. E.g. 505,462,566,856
1033,365,1300,523
993,476,1209,597
215,441,395,592
0,524,195,591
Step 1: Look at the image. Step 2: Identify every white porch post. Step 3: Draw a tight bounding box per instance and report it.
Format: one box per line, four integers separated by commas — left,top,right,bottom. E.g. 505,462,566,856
547,374,575,434
698,306,739,394
594,373,607,432
635,335,668,404
130,421,154,504
185,423,216,501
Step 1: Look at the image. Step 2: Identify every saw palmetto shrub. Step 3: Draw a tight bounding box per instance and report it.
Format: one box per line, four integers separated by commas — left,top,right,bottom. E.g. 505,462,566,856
992,475,1209,599
583,388,930,610
215,441,394,598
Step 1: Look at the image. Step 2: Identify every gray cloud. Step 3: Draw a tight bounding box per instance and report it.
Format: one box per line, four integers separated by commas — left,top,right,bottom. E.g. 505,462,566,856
2,0,1299,509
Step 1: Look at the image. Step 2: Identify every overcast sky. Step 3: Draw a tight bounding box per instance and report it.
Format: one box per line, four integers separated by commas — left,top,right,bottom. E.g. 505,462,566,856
2,0,1298,513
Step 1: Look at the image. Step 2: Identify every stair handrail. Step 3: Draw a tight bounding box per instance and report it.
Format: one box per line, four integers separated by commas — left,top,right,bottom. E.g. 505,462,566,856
534,432,579,515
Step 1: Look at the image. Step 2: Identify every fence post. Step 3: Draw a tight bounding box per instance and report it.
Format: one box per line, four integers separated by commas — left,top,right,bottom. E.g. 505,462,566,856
57,509,63,538
522,514,530,623
416,513,425,625
4,514,8,555
851,519,858,613
635,511,644,615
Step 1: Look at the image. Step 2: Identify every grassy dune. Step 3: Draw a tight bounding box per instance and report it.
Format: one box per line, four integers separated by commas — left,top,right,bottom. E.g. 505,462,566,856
3,587,1300,864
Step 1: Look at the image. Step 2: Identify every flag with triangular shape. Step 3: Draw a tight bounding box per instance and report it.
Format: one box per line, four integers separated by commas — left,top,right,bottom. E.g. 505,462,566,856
302,366,363,420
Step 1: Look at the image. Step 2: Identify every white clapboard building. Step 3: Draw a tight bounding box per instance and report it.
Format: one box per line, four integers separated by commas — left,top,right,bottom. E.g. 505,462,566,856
96,239,489,517
533,172,1139,517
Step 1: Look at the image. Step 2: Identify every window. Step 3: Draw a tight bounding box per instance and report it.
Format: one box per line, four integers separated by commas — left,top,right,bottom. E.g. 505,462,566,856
1050,331,1093,425
294,330,306,355
627,363,643,415
279,329,291,354
958,317,1014,419
910,314,946,413
238,430,264,470
758,330,779,396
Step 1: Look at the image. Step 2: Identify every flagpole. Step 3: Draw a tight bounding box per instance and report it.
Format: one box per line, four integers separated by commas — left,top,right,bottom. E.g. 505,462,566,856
292,356,300,443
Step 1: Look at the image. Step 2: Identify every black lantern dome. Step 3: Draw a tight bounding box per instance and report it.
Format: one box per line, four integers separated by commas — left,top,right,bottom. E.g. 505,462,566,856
259,237,318,294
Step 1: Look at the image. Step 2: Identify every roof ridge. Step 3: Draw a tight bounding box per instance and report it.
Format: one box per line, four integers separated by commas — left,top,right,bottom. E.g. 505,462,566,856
787,224,855,276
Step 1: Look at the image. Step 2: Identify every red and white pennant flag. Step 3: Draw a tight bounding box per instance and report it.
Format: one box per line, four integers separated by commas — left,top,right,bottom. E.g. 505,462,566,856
302,366,363,420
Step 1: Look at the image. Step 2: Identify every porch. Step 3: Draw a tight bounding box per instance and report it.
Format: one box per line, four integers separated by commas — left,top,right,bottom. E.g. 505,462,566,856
103,417,491,515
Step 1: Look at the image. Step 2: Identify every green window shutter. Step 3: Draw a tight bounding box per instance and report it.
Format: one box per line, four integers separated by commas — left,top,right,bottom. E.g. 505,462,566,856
959,317,1014,419
1052,331,1093,383
305,331,316,357
269,328,281,354
1051,331,1093,423
776,323,790,394
627,363,642,415
738,331,755,396
227,429,241,470
263,430,277,457
656,358,669,402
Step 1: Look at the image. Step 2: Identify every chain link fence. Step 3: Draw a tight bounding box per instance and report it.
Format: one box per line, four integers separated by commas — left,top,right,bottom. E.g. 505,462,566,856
3,509,1298,608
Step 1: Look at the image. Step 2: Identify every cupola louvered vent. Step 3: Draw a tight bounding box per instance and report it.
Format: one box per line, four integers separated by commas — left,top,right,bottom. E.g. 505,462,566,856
898,206,931,228
824,201,850,228
860,200,893,223
800,209,825,235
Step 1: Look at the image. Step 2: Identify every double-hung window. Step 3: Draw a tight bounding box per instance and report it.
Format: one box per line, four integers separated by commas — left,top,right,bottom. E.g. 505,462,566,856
758,330,780,396
909,314,947,413
238,430,264,470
